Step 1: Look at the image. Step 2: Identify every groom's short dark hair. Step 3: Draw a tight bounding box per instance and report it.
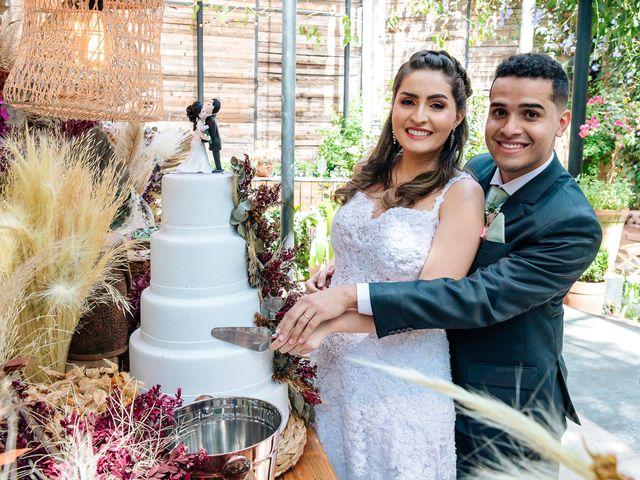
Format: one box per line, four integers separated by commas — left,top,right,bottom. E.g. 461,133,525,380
493,53,569,108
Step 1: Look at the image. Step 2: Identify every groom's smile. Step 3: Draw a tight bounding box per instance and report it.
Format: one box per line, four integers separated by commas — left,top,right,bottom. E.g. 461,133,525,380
485,76,571,182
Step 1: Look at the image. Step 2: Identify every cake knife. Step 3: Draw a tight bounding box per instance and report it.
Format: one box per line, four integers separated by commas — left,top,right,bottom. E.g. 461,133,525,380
210,326,276,352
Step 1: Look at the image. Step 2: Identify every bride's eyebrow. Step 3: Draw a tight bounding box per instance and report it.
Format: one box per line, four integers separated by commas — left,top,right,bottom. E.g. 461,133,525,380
398,92,450,101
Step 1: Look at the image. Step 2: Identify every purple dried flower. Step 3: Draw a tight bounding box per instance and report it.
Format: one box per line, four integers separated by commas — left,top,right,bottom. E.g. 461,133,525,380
60,120,99,139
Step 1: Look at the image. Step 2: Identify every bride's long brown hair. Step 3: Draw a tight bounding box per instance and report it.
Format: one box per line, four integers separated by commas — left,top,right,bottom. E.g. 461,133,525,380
334,50,473,209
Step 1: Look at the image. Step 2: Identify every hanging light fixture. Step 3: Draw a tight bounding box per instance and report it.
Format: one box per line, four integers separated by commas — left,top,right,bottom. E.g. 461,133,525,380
3,0,164,121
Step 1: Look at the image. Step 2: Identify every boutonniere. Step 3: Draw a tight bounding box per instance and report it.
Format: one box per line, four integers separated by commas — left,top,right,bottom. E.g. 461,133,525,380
481,186,509,242
481,212,505,242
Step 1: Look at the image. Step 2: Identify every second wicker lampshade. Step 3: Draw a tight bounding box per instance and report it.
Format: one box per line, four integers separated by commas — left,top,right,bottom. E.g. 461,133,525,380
3,0,164,121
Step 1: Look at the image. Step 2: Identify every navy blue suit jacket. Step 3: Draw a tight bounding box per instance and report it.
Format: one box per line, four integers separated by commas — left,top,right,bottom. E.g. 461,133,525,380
370,153,601,434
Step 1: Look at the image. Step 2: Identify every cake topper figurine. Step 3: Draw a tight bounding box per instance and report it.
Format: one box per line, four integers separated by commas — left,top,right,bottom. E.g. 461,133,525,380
178,100,214,173
204,98,224,173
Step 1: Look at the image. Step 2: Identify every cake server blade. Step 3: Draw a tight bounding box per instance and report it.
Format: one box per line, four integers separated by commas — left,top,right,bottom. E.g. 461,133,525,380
210,327,275,352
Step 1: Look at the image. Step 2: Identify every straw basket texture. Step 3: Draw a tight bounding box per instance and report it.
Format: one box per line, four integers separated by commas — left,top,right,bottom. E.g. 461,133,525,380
3,0,164,121
275,411,307,476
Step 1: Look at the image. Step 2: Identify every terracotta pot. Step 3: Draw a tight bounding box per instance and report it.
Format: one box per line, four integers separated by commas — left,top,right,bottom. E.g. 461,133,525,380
68,267,131,360
595,209,629,270
256,161,275,178
128,247,150,280
69,233,132,360
564,280,606,315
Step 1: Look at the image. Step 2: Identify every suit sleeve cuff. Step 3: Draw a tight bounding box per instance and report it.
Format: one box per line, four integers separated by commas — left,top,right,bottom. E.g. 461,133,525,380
356,283,373,316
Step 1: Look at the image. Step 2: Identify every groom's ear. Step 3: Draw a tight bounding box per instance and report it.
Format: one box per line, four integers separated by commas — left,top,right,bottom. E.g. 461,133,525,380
555,109,571,138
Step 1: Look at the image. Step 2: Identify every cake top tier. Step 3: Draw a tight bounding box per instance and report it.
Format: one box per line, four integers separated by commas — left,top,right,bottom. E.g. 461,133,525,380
162,172,234,228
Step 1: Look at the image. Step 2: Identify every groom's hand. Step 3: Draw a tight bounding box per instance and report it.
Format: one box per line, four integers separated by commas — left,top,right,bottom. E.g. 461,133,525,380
271,284,357,349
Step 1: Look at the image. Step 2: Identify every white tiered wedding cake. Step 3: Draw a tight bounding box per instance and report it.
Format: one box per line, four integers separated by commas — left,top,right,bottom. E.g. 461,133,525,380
129,172,289,424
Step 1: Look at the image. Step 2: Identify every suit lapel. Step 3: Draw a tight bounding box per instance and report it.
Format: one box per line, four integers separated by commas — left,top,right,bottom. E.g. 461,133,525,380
498,156,566,225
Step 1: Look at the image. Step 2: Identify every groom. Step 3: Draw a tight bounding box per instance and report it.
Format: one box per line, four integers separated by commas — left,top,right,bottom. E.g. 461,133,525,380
273,53,602,475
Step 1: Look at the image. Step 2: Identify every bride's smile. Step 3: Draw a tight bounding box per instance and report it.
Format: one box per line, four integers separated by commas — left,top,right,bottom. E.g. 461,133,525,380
391,68,464,168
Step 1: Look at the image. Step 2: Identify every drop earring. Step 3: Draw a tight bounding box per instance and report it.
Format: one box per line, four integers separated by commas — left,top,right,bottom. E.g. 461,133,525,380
392,131,397,145
449,131,455,150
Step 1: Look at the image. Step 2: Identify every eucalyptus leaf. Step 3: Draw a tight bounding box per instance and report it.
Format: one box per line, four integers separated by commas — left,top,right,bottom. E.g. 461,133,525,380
235,223,247,238
231,200,252,224
291,388,305,415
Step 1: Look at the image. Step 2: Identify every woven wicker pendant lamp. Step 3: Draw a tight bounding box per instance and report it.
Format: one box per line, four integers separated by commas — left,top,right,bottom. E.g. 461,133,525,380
3,0,164,121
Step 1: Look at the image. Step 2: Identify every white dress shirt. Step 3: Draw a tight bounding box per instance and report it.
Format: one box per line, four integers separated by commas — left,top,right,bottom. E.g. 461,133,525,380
356,152,555,316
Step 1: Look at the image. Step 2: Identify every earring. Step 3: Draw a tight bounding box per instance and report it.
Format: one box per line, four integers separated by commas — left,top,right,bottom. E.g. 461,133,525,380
392,131,397,145
449,131,455,150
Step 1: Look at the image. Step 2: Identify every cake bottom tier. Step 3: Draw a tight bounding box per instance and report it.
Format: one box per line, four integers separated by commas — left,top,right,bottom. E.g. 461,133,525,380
129,330,289,427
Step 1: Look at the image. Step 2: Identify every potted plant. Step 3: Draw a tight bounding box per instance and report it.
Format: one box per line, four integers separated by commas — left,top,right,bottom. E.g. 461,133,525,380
565,248,609,315
577,94,637,266
252,145,279,178
577,175,632,268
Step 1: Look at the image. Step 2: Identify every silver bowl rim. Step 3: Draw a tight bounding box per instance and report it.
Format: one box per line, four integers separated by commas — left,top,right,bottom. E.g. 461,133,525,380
172,396,283,456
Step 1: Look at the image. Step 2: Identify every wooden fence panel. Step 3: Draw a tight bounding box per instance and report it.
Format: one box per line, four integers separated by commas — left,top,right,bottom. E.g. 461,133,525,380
3,1,524,167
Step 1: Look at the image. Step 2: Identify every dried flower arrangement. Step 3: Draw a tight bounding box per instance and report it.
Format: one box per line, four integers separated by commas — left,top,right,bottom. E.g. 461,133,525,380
0,360,205,479
105,122,191,235
0,132,132,381
230,155,320,423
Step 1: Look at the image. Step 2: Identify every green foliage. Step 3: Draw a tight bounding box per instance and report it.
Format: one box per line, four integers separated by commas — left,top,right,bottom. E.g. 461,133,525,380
308,201,336,271
624,150,640,209
579,94,639,180
386,9,401,32
577,175,634,210
533,0,640,100
393,0,517,47
293,200,338,282
463,92,489,165
621,278,640,322
342,15,360,48
314,99,376,178
579,248,609,283
299,25,321,49
293,207,311,282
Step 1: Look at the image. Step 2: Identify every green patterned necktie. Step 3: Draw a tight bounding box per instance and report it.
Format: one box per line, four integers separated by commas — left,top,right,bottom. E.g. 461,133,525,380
485,185,510,216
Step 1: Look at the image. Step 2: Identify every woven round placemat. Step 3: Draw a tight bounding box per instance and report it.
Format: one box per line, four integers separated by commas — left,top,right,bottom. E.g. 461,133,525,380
275,412,307,477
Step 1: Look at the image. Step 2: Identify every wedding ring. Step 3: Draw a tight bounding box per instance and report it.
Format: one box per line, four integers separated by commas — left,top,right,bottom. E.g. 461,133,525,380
303,313,312,321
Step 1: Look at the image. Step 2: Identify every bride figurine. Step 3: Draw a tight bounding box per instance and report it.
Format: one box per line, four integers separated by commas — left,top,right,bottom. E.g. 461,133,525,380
178,101,214,173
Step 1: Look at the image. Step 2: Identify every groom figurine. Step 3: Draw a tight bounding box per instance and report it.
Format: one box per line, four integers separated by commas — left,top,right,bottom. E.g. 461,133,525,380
273,53,601,476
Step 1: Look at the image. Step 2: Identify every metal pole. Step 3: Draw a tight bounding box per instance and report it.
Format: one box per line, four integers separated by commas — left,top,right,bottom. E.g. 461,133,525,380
281,0,296,247
343,0,351,121
196,0,204,103
568,0,593,177
253,0,260,148
464,0,471,70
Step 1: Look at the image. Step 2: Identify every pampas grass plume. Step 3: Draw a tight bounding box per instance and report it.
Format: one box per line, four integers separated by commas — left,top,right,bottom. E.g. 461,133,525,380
0,131,131,381
350,358,598,480
145,126,191,170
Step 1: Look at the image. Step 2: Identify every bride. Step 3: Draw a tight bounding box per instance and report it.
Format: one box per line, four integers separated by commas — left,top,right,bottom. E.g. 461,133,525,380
272,50,484,479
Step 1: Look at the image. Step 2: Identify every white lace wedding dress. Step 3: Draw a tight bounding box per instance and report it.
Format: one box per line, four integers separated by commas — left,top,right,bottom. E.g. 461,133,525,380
312,172,471,480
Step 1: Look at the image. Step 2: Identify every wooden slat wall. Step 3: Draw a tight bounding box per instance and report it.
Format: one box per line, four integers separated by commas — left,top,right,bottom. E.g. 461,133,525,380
381,1,521,105
4,1,524,166
160,0,362,164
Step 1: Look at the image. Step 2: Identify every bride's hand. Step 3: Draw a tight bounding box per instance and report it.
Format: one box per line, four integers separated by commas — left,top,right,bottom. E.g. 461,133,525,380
305,262,335,293
273,319,334,355
271,284,357,347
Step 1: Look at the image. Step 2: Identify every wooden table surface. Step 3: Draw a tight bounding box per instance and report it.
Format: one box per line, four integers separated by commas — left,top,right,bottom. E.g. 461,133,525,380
280,428,337,480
